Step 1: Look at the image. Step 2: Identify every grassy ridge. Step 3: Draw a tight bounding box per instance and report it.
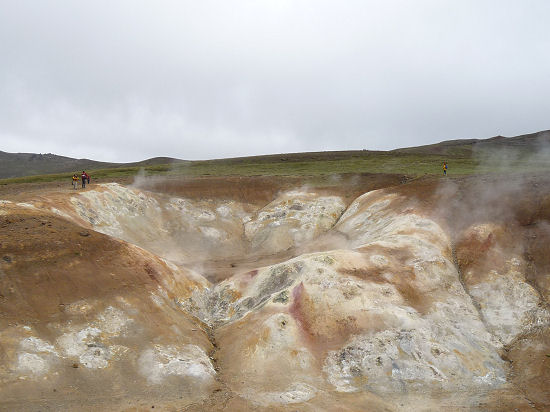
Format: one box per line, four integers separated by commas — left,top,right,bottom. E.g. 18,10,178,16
1,148,548,185
2,130,549,185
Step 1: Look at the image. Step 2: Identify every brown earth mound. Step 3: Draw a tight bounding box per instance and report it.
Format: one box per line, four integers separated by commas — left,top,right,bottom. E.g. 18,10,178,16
0,172,549,411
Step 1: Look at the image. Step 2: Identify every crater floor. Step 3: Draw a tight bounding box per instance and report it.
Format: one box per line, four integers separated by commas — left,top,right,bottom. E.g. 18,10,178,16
1,174,549,411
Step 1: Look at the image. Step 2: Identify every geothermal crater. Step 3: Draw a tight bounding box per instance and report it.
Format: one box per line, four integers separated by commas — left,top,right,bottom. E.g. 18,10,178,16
1,175,549,411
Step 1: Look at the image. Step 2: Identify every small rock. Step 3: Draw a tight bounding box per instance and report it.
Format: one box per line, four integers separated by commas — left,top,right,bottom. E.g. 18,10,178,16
79,231,90,237
2,256,11,263
72,363,79,368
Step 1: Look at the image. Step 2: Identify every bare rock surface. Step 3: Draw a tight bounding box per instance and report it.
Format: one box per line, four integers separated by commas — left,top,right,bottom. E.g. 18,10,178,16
1,175,549,410
0,201,215,411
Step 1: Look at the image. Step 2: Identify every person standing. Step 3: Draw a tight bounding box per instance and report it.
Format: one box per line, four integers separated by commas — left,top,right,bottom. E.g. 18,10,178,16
443,162,448,176
81,171,87,189
72,174,79,190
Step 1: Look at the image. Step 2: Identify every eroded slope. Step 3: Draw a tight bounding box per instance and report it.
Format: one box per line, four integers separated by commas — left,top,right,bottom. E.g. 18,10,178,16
0,203,214,411
1,174,549,411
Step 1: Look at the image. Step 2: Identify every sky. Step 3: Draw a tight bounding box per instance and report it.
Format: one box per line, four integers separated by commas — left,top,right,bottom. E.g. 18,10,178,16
1,1,550,162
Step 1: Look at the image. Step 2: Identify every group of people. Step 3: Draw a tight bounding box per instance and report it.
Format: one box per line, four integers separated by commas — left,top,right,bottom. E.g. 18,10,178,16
69,164,449,190
72,171,90,189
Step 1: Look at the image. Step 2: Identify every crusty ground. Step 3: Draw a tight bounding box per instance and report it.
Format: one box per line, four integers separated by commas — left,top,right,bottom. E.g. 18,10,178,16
1,172,549,411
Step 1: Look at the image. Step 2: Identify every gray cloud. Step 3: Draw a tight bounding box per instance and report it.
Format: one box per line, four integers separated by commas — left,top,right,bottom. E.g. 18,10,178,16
1,0,549,162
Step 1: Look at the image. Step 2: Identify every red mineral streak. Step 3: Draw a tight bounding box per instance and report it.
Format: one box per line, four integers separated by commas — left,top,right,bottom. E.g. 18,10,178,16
289,282,305,325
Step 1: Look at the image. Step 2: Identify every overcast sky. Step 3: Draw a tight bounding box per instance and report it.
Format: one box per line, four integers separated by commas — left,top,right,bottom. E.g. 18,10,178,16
1,1,549,162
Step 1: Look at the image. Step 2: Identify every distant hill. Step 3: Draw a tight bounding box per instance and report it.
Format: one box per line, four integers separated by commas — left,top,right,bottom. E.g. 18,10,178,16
204,129,550,163
0,152,184,179
392,130,550,156
1,130,549,180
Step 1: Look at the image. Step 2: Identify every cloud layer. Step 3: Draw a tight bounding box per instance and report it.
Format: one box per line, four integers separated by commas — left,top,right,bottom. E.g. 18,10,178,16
1,1,549,162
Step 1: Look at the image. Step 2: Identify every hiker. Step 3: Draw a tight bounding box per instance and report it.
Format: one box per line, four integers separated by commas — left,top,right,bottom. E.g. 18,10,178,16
72,174,79,190
443,162,448,176
81,171,88,189
85,171,90,185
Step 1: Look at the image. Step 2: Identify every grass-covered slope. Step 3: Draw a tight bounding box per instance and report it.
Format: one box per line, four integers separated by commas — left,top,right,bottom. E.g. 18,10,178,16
1,130,550,185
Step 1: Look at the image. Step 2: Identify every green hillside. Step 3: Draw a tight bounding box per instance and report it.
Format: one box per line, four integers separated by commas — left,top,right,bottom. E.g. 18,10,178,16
1,130,549,185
